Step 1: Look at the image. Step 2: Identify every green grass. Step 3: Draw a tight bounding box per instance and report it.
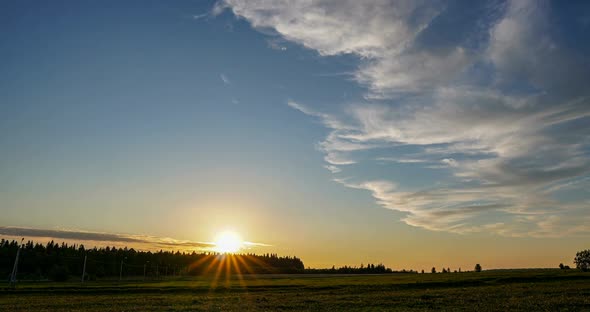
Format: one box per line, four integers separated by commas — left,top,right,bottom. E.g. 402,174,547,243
1,270,590,311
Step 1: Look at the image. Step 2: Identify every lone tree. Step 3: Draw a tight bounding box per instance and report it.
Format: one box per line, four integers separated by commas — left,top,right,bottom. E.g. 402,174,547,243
474,263,482,272
431,267,436,273
574,250,590,271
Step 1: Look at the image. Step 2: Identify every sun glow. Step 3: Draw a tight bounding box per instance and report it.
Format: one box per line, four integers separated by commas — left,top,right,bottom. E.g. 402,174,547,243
214,231,243,253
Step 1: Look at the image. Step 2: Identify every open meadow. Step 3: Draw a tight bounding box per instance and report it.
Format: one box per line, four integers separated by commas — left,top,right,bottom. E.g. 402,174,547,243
1,270,590,311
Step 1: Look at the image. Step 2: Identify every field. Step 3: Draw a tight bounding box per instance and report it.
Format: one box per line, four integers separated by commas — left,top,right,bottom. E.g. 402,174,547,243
1,270,590,311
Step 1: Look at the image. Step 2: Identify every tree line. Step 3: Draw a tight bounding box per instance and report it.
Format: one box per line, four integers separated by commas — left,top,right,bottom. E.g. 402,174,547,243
305,263,398,274
1,238,304,281
4,238,588,282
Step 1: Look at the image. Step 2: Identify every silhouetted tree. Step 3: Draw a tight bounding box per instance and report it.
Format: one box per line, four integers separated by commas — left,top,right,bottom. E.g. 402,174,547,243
574,250,590,271
559,263,564,269
0,238,305,281
431,267,436,273
474,263,482,272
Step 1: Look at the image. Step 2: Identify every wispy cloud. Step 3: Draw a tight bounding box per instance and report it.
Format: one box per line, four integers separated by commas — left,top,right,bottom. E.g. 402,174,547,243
220,73,231,85
324,165,342,173
192,1,228,21
243,241,272,247
192,13,209,21
267,38,287,51
225,0,590,237
376,157,428,164
0,226,270,251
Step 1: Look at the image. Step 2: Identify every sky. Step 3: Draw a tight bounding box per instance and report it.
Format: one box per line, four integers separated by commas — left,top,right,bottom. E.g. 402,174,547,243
1,0,589,270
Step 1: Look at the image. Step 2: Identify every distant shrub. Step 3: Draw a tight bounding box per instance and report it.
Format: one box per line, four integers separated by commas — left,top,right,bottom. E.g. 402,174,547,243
559,263,571,270
574,250,590,271
474,264,482,272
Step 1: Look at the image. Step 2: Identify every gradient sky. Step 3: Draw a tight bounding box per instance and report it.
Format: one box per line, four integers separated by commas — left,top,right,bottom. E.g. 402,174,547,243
1,0,589,270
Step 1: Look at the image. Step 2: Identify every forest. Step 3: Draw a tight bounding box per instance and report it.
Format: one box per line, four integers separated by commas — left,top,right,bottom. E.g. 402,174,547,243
0,238,305,281
0,238,408,281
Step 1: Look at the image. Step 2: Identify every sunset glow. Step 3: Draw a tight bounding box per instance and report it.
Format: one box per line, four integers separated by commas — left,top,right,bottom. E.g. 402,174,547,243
214,231,243,253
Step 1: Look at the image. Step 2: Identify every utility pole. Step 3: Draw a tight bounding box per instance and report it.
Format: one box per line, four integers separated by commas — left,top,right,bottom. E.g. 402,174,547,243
9,238,24,288
81,254,87,283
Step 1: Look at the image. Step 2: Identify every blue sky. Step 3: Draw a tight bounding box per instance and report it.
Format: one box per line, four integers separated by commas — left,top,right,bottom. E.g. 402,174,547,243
1,0,589,268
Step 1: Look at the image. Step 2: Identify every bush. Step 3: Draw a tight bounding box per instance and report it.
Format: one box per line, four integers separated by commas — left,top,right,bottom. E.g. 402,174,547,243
49,265,69,282
474,264,482,272
574,250,590,271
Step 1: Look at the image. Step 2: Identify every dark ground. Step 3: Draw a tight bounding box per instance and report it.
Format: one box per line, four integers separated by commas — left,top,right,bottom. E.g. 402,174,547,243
1,270,590,311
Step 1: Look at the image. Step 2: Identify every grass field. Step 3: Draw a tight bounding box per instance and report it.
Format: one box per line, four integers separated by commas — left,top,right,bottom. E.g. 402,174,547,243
1,270,590,311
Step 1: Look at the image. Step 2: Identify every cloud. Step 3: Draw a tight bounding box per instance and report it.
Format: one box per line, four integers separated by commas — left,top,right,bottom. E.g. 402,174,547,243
324,165,342,173
0,226,269,251
225,0,590,237
193,13,210,21
376,157,427,164
224,0,431,57
243,241,272,247
220,73,231,85
212,1,229,16
192,1,229,21
267,38,287,51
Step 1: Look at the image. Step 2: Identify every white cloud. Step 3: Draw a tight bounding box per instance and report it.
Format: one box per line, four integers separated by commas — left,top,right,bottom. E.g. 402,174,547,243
376,157,428,164
441,158,458,167
193,13,209,21
357,47,472,98
225,0,590,237
193,1,229,21
223,0,453,98
224,0,436,57
212,1,229,16
324,165,342,173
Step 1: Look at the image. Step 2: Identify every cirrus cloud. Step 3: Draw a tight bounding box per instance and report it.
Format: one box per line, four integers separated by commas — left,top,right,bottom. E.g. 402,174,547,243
221,0,590,237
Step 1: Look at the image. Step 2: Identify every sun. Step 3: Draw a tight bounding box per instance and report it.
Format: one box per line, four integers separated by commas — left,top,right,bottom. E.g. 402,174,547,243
214,231,243,253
